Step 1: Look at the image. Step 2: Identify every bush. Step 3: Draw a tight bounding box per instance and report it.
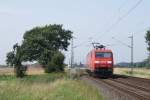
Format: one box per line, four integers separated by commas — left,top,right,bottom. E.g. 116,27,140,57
45,51,65,73
52,51,65,71
45,61,57,73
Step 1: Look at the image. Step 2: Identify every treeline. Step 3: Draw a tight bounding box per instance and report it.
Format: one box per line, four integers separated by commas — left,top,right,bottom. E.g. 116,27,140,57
134,59,150,68
116,60,150,68
0,65,7,68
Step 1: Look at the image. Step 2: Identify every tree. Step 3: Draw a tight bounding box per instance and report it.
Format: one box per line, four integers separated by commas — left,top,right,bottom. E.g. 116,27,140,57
145,28,150,68
6,43,26,77
145,28,150,52
21,24,72,70
6,24,72,76
6,52,15,66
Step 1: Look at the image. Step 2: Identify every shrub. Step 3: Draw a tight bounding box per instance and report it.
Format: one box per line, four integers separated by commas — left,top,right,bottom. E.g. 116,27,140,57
45,51,65,73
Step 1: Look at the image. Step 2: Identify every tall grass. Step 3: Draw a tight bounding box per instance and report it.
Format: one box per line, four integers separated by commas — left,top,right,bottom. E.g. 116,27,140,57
0,73,103,100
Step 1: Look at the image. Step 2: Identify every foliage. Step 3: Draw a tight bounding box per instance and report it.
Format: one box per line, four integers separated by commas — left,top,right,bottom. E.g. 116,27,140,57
45,51,65,73
22,24,72,62
144,28,150,67
45,61,57,73
6,44,27,77
51,51,65,71
6,52,15,66
21,24,72,72
145,28,150,51
115,61,150,68
6,24,72,77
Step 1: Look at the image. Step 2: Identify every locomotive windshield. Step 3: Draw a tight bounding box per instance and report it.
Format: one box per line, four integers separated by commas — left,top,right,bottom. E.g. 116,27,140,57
95,52,112,58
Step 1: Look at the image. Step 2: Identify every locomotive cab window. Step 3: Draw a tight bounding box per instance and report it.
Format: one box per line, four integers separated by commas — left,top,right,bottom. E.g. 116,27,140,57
95,52,112,58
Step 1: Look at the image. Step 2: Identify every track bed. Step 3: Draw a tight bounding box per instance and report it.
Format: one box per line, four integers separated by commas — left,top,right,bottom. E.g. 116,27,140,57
81,75,150,100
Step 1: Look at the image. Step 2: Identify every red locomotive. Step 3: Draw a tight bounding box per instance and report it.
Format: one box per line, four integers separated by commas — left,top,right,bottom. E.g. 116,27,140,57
86,44,113,76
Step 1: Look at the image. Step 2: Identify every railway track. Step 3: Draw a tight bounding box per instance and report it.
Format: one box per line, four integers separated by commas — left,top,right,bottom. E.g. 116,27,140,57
112,74,150,91
82,75,150,100
110,78,150,93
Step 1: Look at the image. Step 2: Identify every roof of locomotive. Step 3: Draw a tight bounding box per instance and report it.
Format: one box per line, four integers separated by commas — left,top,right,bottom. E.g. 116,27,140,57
87,48,112,57
92,48,112,52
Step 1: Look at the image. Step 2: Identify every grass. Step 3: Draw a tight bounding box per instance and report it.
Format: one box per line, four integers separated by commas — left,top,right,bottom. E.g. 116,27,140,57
114,67,150,79
0,72,103,100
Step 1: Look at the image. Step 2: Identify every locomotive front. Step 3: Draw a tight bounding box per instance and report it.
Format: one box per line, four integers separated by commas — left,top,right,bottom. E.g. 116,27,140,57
93,49,113,75
86,44,114,76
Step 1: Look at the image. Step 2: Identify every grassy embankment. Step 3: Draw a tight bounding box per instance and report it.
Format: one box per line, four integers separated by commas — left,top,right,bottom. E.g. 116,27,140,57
0,67,103,100
114,67,150,79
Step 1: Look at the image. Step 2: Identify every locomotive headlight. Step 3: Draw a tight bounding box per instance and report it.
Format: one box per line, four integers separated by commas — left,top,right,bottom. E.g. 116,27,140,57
94,61,100,64
107,61,112,64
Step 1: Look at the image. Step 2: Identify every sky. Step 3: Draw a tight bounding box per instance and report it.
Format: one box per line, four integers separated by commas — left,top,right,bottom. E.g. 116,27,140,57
0,0,150,65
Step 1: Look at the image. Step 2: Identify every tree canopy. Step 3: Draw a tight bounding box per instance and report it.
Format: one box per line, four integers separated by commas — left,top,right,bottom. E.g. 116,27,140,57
21,24,72,65
6,24,72,77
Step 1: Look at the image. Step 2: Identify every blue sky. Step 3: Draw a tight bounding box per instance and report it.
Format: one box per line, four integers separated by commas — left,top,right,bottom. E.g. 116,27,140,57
0,0,150,64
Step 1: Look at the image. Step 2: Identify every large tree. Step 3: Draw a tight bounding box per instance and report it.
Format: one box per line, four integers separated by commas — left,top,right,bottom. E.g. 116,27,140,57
22,24,72,65
6,24,72,77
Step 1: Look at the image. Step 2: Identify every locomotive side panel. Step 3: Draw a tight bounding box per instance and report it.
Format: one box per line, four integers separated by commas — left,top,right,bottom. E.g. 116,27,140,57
86,51,95,71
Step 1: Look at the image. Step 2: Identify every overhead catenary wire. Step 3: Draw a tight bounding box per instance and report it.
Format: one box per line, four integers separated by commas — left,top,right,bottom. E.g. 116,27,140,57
77,0,144,45
112,37,131,48
98,0,143,40
72,0,145,65
92,0,131,41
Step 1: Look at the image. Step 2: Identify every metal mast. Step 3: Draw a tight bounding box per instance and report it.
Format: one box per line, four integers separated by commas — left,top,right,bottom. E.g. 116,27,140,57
129,34,134,74
70,38,74,68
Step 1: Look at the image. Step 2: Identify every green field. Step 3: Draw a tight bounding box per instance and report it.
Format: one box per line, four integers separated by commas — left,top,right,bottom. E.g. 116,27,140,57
0,73,103,100
114,68,150,79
